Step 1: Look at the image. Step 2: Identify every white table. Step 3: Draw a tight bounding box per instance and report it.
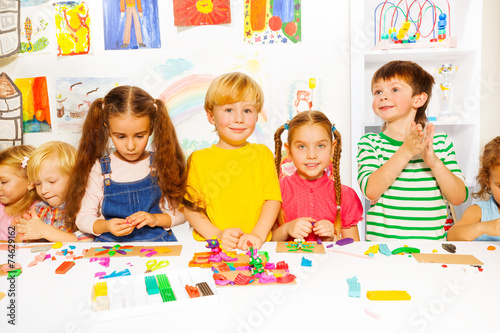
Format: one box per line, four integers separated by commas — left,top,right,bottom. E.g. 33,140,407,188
1,240,499,333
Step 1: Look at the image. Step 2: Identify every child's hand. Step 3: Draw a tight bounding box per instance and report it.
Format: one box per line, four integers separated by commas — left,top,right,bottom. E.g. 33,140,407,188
14,208,46,241
286,217,315,239
421,123,439,168
219,228,244,250
402,121,426,157
237,233,263,251
313,219,335,241
481,219,500,236
106,218,135,236
125,211,156,229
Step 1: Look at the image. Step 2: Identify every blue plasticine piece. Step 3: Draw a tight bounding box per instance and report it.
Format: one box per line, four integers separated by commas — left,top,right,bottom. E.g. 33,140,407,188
378,243,391,256
145,275,159,295
301,256,312,267
346,276,360,298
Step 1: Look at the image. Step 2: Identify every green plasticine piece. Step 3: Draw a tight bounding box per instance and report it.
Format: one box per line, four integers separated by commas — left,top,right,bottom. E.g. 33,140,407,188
391,247,420,255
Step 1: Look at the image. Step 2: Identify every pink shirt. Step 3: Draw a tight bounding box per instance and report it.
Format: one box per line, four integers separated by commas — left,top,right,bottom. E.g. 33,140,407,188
76,153,186,235
280,171,363,241
0,202,38,241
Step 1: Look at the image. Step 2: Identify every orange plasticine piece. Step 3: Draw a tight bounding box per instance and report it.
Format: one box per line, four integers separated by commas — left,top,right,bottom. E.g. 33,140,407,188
56,261,75,274
487,246,496,251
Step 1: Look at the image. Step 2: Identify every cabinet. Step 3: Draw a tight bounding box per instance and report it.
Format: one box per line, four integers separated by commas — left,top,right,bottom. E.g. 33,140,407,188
349,0,483,239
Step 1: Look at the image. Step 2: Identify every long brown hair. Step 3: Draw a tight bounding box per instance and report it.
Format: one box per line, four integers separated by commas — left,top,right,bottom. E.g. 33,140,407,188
0,145,36,216
65,85,186,224
274,111,343,237
474,136,500,199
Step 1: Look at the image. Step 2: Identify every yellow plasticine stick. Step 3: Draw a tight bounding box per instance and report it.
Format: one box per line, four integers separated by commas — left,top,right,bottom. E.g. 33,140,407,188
366,290,411,301
364,244,379,255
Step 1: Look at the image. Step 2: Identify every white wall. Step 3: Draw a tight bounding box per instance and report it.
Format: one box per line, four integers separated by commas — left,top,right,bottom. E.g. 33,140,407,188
1,0,498,189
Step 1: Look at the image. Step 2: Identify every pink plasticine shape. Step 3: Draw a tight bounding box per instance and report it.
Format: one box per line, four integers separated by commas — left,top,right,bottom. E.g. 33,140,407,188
258,273,277,284
145,251,157,257
209,254,222,262
215,279,232,286
28,260,38,267
219,252,238,261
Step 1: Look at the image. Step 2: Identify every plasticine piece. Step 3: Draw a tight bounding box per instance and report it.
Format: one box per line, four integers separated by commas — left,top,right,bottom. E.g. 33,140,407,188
364,245,379,256
301,257,312,267
0,292,5,301
8,269,22,278
45,254,51,260
215,279,233,286
336,238,354,246
364,308,381,319
35,252,47,262
347,276,361,298
366,290,411,301
56,261,75,274
213,273,227,281
28,260,38,267
317,239,322,245
276,274,296,284
1,263,21,272
234,273,254,285
185,285,200,298
487,246,496,251
264,262,275,270
276,261,289,270
326,244,334,248
52,242,63,249
258,273,277,284
378,244,391,256
432,249,438,253
145,276,159,295
100,269,131,279
196,282,214,296
391,247,420,255
30,244,52,253
94,272,106,278
441,243,456,254
51,257,56,261
69,245,76,250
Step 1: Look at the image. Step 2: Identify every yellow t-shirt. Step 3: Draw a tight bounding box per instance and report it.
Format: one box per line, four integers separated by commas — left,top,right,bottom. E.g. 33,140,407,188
186,143,282,241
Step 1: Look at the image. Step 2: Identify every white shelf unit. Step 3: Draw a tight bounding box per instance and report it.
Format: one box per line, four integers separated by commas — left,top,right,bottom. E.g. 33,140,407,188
350,0,483,239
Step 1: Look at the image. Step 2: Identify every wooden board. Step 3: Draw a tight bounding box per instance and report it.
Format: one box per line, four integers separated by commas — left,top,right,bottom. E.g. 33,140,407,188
413,253,484,265
276,241,325,254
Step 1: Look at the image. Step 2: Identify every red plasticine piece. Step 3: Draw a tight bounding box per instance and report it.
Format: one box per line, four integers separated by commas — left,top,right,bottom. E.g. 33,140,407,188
276,261,289,270
56,261,75,274
217,263,230,271
276,274,296,284
185,285,200,298
213,273,227,280
234,273,254,285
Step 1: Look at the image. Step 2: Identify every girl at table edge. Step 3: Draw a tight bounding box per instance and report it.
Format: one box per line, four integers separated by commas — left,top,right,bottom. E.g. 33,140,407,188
272,111,362,242
65,85,187,242
447,136,500,241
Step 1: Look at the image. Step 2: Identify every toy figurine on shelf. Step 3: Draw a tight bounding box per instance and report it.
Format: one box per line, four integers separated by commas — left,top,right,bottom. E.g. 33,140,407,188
373,1,456,50
436,63,459,122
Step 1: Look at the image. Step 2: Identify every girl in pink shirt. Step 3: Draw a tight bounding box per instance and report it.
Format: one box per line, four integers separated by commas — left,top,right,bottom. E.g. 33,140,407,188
272,111,363,242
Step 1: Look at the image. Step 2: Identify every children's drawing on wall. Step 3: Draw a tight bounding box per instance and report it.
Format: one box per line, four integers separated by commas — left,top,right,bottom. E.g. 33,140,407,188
287,78,323,118
14,76,51,133
19,4,50,54
21,0,51,5
0,0,21,58
0,73,23,149
244,0,301,45
172,0,231,26
55,77,133,134
54,1,90,56
158,73,217,156
103,0,161,50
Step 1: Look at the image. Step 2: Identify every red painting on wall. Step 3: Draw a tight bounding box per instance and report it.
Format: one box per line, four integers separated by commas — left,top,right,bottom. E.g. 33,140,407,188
173,0,231,26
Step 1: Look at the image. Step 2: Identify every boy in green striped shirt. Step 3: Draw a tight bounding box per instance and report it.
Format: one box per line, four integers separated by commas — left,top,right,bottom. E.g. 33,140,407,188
357,60,468,241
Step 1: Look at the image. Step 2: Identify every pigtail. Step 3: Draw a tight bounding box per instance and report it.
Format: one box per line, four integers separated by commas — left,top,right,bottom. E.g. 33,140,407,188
274,125,286,177
332,127,343,237
65,98,109,224
151,99,186,207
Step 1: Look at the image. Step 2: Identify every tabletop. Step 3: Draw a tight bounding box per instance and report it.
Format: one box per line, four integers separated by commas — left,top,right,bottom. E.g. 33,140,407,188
1,239,499,333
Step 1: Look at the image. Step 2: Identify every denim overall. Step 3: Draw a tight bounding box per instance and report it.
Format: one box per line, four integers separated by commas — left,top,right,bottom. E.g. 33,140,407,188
95,153,177,242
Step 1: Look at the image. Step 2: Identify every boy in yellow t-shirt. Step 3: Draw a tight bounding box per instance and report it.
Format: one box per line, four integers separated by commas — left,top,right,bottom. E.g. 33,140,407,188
183,72,281,251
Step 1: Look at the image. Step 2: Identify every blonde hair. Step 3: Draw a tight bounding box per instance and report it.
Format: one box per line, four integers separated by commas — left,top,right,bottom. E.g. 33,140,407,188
0,145,36,215
205,72,264,114
474,136,500,199
27,141,77,183
274,111,343,237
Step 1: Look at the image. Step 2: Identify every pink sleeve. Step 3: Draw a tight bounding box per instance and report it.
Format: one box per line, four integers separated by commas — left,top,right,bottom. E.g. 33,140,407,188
160,198,186,228
340,185,364,228
75,161,103,235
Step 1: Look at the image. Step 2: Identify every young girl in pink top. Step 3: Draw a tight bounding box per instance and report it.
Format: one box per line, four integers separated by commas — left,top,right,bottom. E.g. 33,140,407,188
272,111,363,242
0,145,37,241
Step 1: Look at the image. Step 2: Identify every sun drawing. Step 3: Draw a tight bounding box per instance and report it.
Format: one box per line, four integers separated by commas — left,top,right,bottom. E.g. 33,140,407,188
174,0,231,26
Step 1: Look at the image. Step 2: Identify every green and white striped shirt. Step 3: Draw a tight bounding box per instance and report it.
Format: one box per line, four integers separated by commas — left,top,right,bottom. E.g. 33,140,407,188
357,132,467,241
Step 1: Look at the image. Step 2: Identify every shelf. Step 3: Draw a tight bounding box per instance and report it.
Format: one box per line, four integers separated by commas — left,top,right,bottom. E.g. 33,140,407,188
361,47,477,63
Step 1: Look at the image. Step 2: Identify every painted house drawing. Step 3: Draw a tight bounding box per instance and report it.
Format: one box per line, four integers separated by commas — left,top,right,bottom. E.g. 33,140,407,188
0,0,21,58
0,72,23,149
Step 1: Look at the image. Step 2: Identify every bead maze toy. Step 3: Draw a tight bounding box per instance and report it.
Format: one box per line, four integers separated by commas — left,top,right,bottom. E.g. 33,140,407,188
373,0,456,50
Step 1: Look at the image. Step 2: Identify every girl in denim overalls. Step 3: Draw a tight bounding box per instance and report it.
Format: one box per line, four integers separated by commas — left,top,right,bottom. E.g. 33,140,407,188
66,86,187,242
